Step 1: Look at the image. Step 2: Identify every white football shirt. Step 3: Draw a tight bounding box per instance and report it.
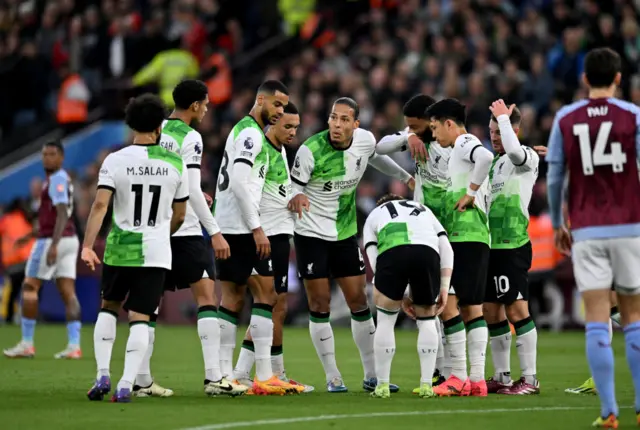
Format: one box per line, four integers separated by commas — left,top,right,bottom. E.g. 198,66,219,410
98,144,189,269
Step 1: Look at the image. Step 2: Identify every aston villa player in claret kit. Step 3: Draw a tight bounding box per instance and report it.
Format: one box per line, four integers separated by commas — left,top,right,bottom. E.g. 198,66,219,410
546,47,640,428
4,141,82,360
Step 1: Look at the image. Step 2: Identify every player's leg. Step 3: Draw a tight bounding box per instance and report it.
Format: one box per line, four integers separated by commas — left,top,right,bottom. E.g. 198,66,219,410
52,236,82,358
611,238,640,424
331,236,399,393
483,302,512,391
87,264,126,401
6,270,24,323
216,234,253,379
573,240,619,427
4,238,50,357
433,242,468,396
295,233,345,392
502,301,539,394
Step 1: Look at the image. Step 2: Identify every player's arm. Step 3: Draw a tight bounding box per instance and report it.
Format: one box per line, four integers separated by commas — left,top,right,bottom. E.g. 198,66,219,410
288,144,314,218
496,114,527,165
81,159,114,270
48,172,71,249
436,228,454,315
183,132,221,236
368,153,413,185
230,128,264,231
363,210,379,274
171,162,190,235
545,114,566,230
376,129,428,162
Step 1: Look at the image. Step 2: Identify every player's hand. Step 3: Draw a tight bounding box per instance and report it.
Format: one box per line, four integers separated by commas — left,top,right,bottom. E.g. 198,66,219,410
454,194,475,212
46,244,57,266
81,247,101,271
554,226,572,256
401,296,416,320
407,133,428,163
253,227,271,259
435,287,449,316
489,99,515,118
406,177,416,191
211,232,230,260
288,194,310,219
533,145,548,157
204,192,213,208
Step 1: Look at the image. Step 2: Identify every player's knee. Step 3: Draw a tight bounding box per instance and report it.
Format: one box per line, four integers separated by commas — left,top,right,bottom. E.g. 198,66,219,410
191,279,217,307
21,281,39,301
483,302,505,324
505,301,529,323
460,304,483,322
307,293,330,313
100,300,120,313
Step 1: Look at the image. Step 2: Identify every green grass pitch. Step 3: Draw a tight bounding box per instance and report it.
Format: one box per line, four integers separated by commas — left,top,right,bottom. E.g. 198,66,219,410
0,325,636,430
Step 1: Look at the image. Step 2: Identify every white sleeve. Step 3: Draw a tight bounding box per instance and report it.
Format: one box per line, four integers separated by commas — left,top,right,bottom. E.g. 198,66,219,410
182,130,204,169
497,114,533,169
376,130,409,155
175,162,190,202
187,168,220,235
97,155,116,191
368,153,412,182
438,235,453,270
363,210,379,273
290,145,315,196
469,146,493,186
230,161,261,230
233,127,264,167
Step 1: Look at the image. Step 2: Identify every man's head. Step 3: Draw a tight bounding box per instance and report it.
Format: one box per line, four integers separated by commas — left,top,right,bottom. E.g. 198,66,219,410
271,102,300,146
328,97,359,144
256,80,289,126
172,79,209,124
425,98,466,147
125,93,166,138
403,94,436,141
583,47,622,90
376,193,404,207
42,140,64,173
489,105,522,154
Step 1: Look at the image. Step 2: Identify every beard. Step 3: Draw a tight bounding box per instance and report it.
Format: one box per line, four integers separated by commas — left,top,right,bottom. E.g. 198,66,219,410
260,108,271,126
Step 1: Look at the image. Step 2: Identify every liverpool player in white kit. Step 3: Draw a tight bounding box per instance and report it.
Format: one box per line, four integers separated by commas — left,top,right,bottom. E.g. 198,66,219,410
214,80,303,395
288,97,413,393
133,80,246,397
363,194,453,399
546,47,640,428
82,94,189,403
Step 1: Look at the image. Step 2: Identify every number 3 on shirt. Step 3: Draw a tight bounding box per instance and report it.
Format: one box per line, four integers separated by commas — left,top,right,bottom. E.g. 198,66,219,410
573,121,627,176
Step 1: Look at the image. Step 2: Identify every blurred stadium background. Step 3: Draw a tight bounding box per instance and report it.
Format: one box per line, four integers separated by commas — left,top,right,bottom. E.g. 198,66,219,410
1,0,639,330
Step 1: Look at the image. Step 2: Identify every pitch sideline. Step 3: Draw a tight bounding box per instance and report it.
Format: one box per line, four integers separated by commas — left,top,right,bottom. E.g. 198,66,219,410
179,405,626,430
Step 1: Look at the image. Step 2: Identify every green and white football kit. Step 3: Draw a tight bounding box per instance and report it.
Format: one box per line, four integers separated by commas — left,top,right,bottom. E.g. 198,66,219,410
98,143,189,314
376,128,451,223
486,114,539,305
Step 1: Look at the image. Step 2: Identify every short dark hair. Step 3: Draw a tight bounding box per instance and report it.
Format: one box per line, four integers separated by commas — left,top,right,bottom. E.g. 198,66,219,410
333,97,359,120
283,101,299,115
403,94,436,119
490,105,522,126
376,193,405,207
257,80,289,96
44,140,64,154
173,80,208,110
425,98,466,126
125,94,166,133
584,47,622,88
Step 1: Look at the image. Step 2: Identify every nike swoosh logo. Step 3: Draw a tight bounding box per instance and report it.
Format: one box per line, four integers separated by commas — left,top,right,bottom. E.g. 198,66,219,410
369,331,376,335
218,383,233,391
126,350,136,353
360,265,366,271
320,337,332,341
102,337,114,341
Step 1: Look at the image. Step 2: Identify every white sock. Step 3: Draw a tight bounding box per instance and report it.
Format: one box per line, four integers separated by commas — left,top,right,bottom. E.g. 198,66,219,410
489,320,512,383
198,309,222,382
435,317,445,373
351,308,376,380
250,307,274,382
135,324,155,388
93,310,116,380
444,317,467,380
271,348,285,378
417,317,439,385
218,308,238,379
514,318,537,384
467,320,488,383
117,322,150,391
373,308,398,384
442,319,452,379
309,313,341,382
234,341,255,380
